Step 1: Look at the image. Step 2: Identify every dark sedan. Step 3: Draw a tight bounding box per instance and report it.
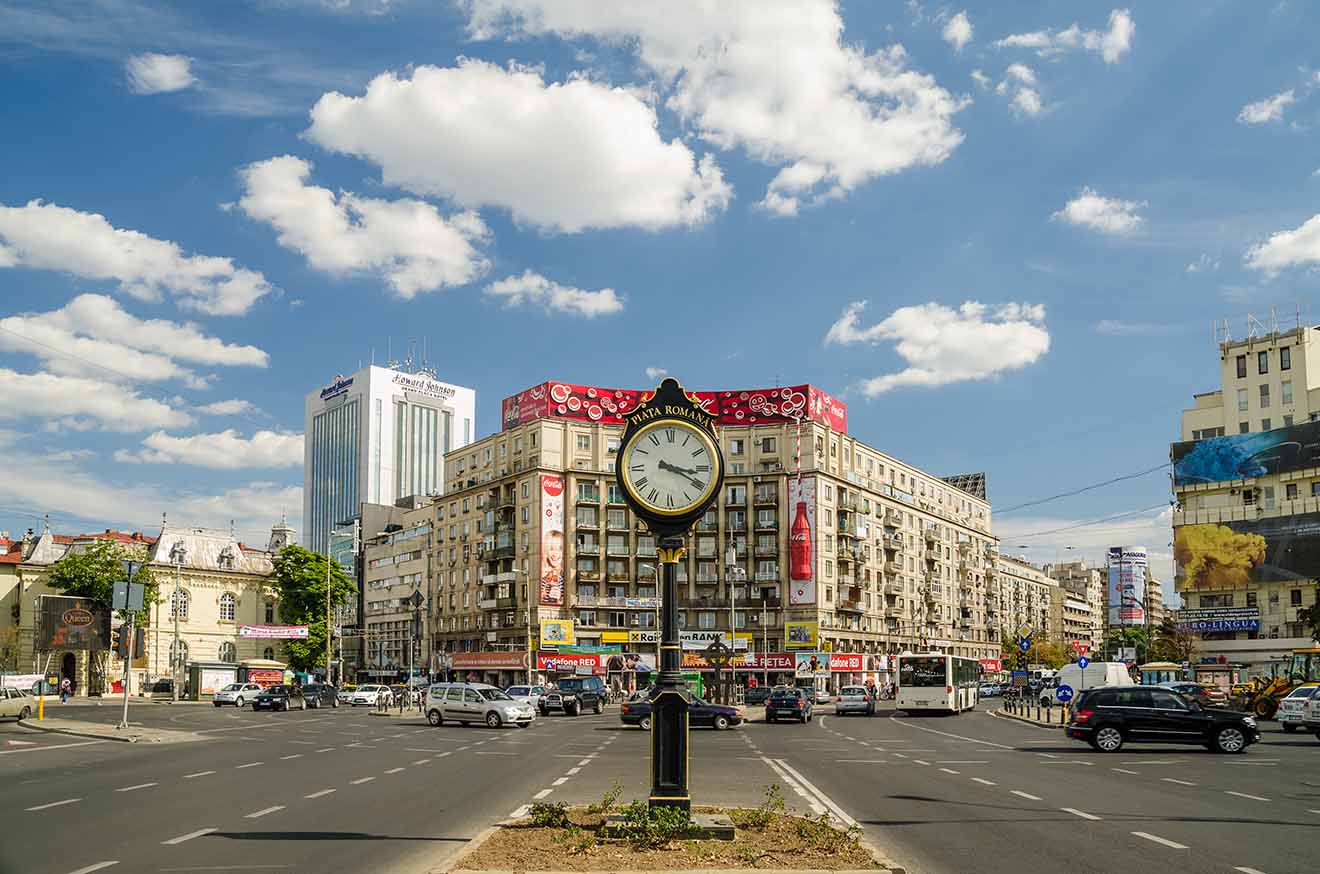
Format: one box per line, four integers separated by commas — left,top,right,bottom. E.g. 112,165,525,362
251,685,306,712
301,684,339,709
765,688,813,723
1067,686,1259,753
619,696,743,730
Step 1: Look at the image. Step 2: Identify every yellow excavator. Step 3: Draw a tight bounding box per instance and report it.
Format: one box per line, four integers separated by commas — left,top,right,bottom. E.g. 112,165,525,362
1244,647,1320,719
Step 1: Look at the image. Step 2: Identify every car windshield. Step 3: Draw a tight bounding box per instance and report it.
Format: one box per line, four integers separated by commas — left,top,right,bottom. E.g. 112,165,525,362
479,689,512,701
220,684,243,691
506,687,530,696
1286,686,1318,698
841,687,866,695
558,680,583,691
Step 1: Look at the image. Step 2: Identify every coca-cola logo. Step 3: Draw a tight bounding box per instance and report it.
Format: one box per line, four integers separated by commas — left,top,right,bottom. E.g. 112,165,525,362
541,476,564,497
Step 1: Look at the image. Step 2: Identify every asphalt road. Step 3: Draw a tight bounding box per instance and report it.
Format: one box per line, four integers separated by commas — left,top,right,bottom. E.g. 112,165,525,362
2,699,1317,874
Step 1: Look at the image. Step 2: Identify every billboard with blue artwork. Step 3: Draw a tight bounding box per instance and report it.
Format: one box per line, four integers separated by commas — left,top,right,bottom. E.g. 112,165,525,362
1172,420,1320,486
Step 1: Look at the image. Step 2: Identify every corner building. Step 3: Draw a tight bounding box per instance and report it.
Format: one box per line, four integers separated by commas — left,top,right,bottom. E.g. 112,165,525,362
425,381,1000,687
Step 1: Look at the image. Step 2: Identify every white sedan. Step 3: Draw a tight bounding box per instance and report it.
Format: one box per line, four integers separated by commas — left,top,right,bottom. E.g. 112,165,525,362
213,683,263,708
349,684,392,707
0,687,34,721
503,684,548,706
1278,685,1320,732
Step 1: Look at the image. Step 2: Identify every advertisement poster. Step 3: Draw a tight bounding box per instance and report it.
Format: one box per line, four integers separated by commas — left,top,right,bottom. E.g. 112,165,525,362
238,625,310,639
1174,607,1261,633
37,596,110,651
540,474,565,606
539,618,575,648
828,653,864,672
788,476,816,604
679,630,749,651
537,651,603,673
245,668,283,687
451,652,529,670
794,652,830,679
1175,512,1320,585
1172,419,1320,486
979,658,1002,673
197,668,236,696
602,652,656,673
784,620,818,649
1106,546,1147,626
682,652,795,671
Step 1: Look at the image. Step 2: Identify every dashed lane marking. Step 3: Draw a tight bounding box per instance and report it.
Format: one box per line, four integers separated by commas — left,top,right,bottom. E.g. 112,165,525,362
1111,768,1139,775
577,758,592,766
385,767,406,774
1061,807,1101,821
412,759,431,765
552,777,570,786
937,760,989,764
26,798,81,811
971,778,997,786
350,777,376,785
939,768,960,775
115,783,157,792
183,771,215,779
1132,832,1188,850
1226,791,1270,802
305,789,335,799
236,761,263,769
508,804,530,819
1162,778,1196,786
161,828,217,846
315,748,334,753
888,714,1015,749
836,759,890,763
244,806,285,819
534,788,553,800
65,863,118,874
913,759,931,766
1010,790,1043,801
1233,868,1268,874
566,767,581,775
280,754,303,760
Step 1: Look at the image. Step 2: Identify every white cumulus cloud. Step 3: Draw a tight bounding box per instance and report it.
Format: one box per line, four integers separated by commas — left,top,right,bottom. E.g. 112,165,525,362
645,367,669,380
460,1,966,217
484,270,623,318
996,8,1134,64
1238,90,1295,125
0,200,273,315
115,429,303,469
237,155,490,297
306,60,730,234
1245,213,1320,276
196,399,260,417
994,64,1043,116
825,300,1050,397
942,11,973,52
125,52,197,94
0,369,192,432
1053,187,1145,234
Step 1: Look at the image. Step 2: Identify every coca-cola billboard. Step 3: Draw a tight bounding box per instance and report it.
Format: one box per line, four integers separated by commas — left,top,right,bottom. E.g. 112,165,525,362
788,476,816,605
501,381,847,433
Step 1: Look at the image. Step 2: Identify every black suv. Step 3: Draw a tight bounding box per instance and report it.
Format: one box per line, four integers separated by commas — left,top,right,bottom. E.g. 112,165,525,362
1067,686,1260,753
540,676,607,716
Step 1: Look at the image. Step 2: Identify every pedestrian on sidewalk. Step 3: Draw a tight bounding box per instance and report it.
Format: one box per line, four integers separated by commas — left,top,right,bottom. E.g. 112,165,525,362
59,676,71,703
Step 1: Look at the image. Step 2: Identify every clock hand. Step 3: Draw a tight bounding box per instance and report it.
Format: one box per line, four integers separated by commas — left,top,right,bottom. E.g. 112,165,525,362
658,460,706,491
658,460,699,476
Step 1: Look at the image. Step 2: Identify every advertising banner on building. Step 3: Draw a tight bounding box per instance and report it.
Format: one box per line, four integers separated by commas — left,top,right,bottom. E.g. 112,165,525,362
536,651,604,674
36,596,110,651
629,629,659,644
784,620,818,649
1174,512,1320,585
244,668,284,687
828,653,864,672
679,630,749,651
1172,419,1320,486
539,619,574,648
238,625,310,639
1106,546,1148,626
539,474,565,606
979,658,1002,673
788,476,816,605
794,652,830,679
451,652,529,670
680,651,796,672
1174,607,1261,633
602,652,656,673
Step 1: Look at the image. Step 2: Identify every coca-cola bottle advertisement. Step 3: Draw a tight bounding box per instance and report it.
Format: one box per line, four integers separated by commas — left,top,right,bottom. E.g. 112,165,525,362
788,477,816,605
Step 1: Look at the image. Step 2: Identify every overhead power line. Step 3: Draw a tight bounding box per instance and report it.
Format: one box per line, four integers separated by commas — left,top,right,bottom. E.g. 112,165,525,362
1004,503,1171,539
995,463,1169,515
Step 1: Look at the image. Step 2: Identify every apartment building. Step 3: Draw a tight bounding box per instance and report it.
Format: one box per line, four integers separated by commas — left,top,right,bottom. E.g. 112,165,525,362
416,380,1000,687
1044,560,1105,651
991,554,1056,641
360,504,434,680
1173,320,1320,675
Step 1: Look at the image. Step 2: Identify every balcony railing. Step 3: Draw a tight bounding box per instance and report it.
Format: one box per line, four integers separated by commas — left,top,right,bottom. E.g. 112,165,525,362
882,534,903,550
726,494,747,507
755,519,779,531
754,491,779,505
838,598,864,612
884,561,902,575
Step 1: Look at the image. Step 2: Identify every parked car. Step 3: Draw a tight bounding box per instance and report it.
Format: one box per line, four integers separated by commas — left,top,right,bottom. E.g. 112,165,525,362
252,684,306,712
425,683,535,728
213,683,263,708
744,686,772,706
145,679,174,699
1277,684,1320,732
766,687,813,723
834,685,875,716
302,684,339,709
504,685,548,707
0,687,34,721
1303,693,1320,738
540,676,608,716
1159,681,1229,709
978,683,1001,698
336,686,355,705
1066,686,1260,753
349,684,391,707
813,687,830,705
620,696,743,730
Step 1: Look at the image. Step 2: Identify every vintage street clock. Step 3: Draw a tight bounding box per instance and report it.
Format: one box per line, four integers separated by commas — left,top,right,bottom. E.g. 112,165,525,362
616,378,725,537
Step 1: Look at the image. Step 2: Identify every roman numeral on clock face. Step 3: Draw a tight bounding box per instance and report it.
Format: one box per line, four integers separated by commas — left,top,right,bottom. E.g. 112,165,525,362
666,428,675,443
635,476,648,489
649,433,661,446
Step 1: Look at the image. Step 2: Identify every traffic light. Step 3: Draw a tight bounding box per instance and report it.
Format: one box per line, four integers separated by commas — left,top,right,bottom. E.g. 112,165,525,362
132,627,145,659
113,626,127,659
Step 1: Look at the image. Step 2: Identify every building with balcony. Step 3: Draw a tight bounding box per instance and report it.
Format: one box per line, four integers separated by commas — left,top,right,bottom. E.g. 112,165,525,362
990,553,1056,643
1043,560,1105,651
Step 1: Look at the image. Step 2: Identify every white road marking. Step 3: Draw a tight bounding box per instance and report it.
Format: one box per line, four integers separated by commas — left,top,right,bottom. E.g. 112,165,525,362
350,777,375,785
1061,807,1101,821
65,863,118,874
1226,791,1269,802
305,789,335,799
244,806,285,819
767,758,859,828
1162,778,1196,786
913,759,931,766
1233,868,1268,874
836,759,889,763
183,771,215,779
384,767,406,774
971,778,997,786
566,767,581,775
577,758,592,767
508,804,530,819
116,782,157,792
1111,768,1139,775
1038,752,1059,759
938,760,989,764
552,777,570,786
435,751,452,758
280,754,303,760
236,761,263,769
1132,832,1188,850
475,751,516,756
888,714,1014,749
412,759,431,765
316,748,334,753
26,798,81,811
939,768,960,774
534,788,554,799
893,753,908,758
288,740,317,745
1010,790,1043,801
161,828,217,846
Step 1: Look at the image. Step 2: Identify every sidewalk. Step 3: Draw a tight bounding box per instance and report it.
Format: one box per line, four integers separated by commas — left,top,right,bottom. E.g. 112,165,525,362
992,700,1069,729
19,715,207,744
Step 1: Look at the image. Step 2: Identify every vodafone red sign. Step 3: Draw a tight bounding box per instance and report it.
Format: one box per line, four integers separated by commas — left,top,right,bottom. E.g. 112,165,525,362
978,658,1002,673
828,653,864,672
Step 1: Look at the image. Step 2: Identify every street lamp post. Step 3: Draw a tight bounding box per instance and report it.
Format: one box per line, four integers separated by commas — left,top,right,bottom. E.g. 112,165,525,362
168,542,186,703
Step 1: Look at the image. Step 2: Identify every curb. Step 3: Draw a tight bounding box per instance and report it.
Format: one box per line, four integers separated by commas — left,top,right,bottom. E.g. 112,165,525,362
19,720,147,743
988,707,1064,731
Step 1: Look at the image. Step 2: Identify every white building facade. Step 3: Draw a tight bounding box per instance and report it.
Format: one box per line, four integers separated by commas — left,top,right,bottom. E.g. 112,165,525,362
303,365,476,555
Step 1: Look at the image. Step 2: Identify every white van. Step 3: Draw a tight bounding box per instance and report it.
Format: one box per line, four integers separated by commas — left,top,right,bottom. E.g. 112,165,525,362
1039,662,1133,704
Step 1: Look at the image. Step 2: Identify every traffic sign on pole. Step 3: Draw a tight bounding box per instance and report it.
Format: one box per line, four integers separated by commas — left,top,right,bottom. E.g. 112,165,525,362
1018,639,1032,653
1055,684,1074,703
1077,656,1090,670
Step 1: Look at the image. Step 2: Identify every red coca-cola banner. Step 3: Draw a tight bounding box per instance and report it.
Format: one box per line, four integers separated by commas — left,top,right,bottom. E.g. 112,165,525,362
501,382,847,433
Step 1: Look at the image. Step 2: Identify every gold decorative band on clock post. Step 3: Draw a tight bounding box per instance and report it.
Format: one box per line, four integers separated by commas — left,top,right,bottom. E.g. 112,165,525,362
656,545,686,565
650,535,692,813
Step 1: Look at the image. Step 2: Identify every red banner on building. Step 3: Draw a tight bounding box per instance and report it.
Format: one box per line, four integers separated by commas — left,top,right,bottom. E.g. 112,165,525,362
537,652,603,673
828,653,865,672
452,652,529,670
979,658,1002,673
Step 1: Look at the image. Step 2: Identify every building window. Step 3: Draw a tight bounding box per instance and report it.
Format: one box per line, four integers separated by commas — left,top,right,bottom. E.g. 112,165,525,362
1199,593,1233,608
1246,592,1257,608
218,641,237,663
1237,388,1248,412
1262,418,1272,431
1287,483,1299,500
577,482,599,502
729,438,745,455
219,592,236,621
608,611,627,628
1281,346,1291,371
576,434,591,452
265,601,275,623
1282,380,1293,405
1236,354,1247,378
1258,350,1269,374
263,647,275,660
760,437,776,453
170,589,190,621
1240,421,1249,434
1259,384,1271,408
169,639,190,666
698,612,716,629
1285,415,1294,427
1292,589,1303,606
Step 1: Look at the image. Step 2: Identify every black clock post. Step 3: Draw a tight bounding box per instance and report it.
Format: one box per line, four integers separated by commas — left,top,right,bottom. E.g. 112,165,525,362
614,379,725,814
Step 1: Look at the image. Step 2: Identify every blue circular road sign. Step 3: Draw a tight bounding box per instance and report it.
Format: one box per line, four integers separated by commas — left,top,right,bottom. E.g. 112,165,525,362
1077,656,1090,669
1055,684,1074,702
1018,639,1032,653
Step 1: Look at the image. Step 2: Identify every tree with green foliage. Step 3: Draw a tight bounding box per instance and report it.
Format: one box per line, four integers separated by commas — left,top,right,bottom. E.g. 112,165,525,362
1105,625,1149,662
999,631,1071,669
1147,617,1197,664
269,545,355,673
47,538,159,623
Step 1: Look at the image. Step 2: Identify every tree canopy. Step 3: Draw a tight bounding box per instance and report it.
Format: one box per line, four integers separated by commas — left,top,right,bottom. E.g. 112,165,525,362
269,545,355,672
46,538,159,623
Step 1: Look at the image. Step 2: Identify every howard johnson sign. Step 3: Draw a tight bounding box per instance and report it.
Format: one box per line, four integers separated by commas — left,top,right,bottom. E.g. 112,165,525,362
392,373,458,401
320,376,353,400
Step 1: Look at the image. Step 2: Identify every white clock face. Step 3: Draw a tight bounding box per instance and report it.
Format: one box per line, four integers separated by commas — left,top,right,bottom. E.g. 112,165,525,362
622,421,718,515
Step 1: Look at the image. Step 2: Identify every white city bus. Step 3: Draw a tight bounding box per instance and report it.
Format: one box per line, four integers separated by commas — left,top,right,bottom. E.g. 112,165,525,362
896,653,981,714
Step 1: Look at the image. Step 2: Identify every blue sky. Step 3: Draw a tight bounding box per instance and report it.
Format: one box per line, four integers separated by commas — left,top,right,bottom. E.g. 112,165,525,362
1,1,1318,596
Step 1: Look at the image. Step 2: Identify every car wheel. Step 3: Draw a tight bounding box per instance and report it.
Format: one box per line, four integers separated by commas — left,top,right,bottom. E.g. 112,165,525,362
1093,725,1124,752
713,715,730,731
1215,726,1248,754
566,703,580,717
639,716,652,731
235,696,244,708
214,702,221,708
767,716,776,724
1282,723,1297,733
593,699,603,715
486,711,503,729
427,709,444,726
18,705,31,721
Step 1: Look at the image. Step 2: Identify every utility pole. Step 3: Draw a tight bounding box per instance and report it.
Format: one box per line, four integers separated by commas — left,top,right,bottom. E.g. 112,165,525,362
169,543,186,703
